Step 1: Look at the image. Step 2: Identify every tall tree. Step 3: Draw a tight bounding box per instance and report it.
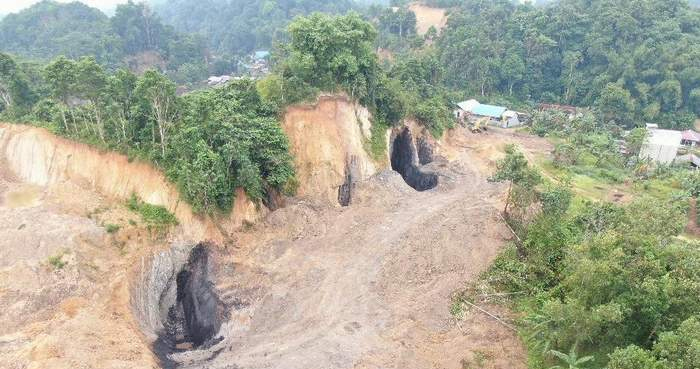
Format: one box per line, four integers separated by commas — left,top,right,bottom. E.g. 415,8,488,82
43,56,79,132
0,53,34,115
134,70,178,156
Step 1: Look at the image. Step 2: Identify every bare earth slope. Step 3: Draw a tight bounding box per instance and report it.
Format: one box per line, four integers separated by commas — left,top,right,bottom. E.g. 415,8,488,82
171,129,526,369
409,3,448,35
0,120,531,368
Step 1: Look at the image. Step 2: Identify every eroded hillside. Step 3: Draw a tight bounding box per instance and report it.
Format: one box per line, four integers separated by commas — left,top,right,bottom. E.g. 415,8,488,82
0,97,537,369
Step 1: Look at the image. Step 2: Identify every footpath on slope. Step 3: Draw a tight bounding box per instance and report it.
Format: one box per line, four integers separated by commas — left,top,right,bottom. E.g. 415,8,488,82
0,121,541,369
167,127,529,369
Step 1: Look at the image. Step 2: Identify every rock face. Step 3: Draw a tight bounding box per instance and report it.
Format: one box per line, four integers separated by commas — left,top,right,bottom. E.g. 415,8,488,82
282,95,386,206
0,124,262,243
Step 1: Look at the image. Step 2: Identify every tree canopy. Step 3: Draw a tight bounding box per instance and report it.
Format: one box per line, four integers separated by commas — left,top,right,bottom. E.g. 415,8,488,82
437,0,700,128
155,0,356,57
0,0,206,73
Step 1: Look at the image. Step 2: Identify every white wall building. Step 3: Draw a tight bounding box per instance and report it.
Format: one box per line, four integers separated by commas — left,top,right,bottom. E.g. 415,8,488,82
639,128,682,164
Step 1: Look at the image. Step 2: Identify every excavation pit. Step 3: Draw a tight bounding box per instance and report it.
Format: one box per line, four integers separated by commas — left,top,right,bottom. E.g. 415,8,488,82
135,243,225,368
391,128,438,191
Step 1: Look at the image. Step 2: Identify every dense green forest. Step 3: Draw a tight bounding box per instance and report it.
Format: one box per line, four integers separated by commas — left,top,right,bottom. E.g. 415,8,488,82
0,51,295,214
437,0,700,129
0,1,205,77
154,0,356,57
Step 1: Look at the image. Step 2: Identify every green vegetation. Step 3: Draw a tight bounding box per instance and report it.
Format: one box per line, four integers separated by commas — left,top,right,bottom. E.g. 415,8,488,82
104,223,121,234
2,1,700,368
388,52,454,137
0,1,205,79
274,12,451,137
47,252,67,269
127,193,178,231
1,50,296,214
155,0,356,57
475,111,700,369
169,80,295,213
0,53,35,117
437,0,700,128
370,4,424,52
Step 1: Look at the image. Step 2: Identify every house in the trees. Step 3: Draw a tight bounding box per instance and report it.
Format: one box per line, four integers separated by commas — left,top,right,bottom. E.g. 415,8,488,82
207,75,231,86
253,50,270,61
471,103,507,123
640,127,683,164
454,99,479,120
454,99,523,128
681,129,700,147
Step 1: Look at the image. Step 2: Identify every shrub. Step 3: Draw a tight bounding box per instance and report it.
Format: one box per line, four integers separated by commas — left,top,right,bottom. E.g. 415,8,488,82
105,223,120,233
48,254,66,269
126,193,178,232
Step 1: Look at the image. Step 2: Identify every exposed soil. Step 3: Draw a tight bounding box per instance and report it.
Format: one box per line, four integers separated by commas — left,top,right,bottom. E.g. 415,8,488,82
0,123,539,369
687,198,700,237
409,3,448,35
0,144,161,369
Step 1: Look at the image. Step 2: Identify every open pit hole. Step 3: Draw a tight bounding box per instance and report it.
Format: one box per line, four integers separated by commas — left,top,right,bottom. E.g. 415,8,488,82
391,128,438,191
154,243,225,366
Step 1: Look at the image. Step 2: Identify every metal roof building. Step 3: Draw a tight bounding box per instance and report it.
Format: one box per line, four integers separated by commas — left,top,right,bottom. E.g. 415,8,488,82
456,99,480,112
471,104,507,118
640,128,682,164
682,130,700,143
254,51,270,60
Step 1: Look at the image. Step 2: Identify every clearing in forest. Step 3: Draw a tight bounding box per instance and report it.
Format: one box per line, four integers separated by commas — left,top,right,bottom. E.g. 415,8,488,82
409,3,448,35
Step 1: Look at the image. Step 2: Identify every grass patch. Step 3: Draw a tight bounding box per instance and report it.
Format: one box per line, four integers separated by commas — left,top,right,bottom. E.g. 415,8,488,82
366,118,389,162
47,252,67,269
126,193,178,232
104,223,120,234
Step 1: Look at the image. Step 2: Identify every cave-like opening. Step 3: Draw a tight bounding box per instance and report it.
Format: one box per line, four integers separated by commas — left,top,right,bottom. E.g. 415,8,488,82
390,128,438,191
153,244,224,367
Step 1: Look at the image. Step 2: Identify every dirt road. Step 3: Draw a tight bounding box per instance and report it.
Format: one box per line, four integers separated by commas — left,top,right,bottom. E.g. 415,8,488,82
170,129,527,368
0,125,532,369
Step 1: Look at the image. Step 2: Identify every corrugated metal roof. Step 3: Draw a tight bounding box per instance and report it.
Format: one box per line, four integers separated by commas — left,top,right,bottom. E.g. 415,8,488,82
471,104,507,118
254,51,270,59
457,99,479,112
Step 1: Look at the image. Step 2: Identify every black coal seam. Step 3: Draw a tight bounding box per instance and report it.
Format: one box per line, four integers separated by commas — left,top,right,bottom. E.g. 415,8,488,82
338,162,353,206
391,128,438,191
153,243,224,368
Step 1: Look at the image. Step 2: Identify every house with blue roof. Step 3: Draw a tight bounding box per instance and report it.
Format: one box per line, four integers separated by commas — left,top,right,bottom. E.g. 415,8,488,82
254,50,270,60
454,100,522,128
471,104,507,119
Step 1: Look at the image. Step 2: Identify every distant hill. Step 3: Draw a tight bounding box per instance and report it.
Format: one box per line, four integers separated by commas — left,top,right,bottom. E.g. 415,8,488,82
0,0,204,72
155,0,356,56
0,1,114,62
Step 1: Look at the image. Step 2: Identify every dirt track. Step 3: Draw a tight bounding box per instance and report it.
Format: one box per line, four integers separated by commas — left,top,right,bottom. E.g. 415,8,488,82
168,128,529,369
0,126,538,369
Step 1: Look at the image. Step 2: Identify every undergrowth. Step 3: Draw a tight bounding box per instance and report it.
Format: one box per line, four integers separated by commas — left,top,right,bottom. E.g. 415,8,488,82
126,193,178,233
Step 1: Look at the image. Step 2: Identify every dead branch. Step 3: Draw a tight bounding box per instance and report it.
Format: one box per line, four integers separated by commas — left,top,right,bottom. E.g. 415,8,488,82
462,300,517,332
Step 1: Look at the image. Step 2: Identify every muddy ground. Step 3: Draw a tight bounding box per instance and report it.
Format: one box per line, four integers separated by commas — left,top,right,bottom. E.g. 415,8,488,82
0,127,550,369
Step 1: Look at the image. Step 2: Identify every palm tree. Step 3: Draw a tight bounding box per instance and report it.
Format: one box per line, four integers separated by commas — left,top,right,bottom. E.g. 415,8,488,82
548,343,595,369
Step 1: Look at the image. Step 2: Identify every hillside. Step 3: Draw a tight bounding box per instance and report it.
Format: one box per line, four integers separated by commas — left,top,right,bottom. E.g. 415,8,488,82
0,0,205,71
155,0,356,56
0,1,113,62
0,111,528,368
